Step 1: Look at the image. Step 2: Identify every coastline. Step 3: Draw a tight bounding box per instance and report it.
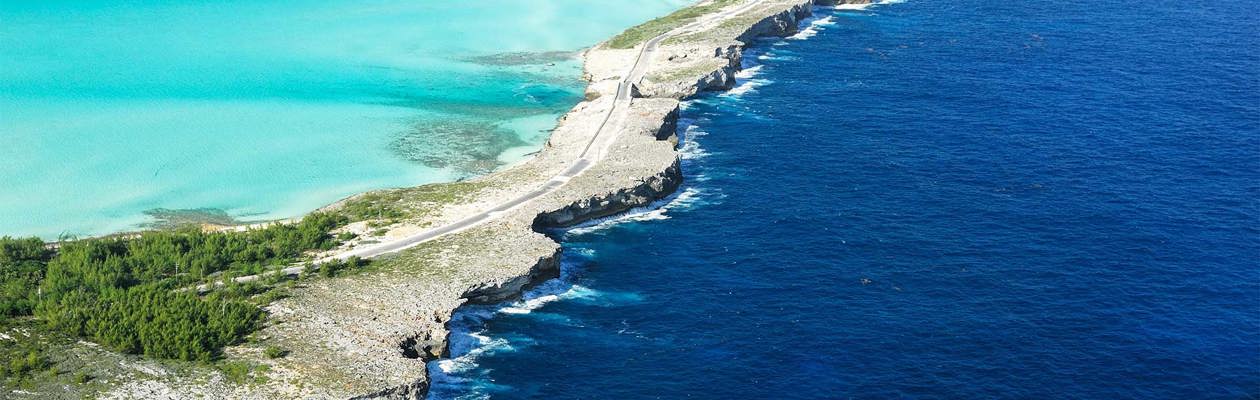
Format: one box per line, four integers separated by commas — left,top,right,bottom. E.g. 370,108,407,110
5,1,868,399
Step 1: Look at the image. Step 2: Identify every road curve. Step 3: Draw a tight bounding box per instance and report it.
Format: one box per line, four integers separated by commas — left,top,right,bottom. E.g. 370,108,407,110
217,1,765,287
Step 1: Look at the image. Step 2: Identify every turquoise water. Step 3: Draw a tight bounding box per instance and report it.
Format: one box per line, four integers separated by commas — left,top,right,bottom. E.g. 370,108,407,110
0,0,690,239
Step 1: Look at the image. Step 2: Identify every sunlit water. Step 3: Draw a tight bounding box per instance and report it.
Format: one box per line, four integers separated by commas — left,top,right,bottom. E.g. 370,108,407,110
0,0,690,238
432,0,1259,398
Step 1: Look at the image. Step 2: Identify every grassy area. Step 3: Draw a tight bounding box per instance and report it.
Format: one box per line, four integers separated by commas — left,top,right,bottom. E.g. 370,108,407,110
666,9,766,45
335,180,490,225
605,0,742,49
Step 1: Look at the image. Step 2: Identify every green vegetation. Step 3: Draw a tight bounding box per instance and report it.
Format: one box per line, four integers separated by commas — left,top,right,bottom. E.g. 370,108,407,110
316,256,367,279
217,360,270,384
0,212,363,368
337,191,407,222
336,180,489,224
0,237,48,318
0,345,49,388
606,0,740,49
263,345,288,359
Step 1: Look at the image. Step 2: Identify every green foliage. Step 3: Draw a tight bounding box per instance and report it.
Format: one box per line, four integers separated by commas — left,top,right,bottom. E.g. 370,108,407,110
217,360,270,384
606,0,740,49
338,191,406,222
0,341,50,388
217,360,251,383
316,256,368,279
336,181,489,224
0,237,51,319
0,213,349,363
253,287,290,306
263,345,288,359
73,371,91,384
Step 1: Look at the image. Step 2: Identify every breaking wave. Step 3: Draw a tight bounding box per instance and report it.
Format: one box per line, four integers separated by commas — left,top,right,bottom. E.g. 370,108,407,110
789,15,836,40
835,0,906,11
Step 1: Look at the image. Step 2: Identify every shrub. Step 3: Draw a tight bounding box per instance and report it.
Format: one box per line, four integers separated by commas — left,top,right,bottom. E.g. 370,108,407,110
263,346,288,359
0,212,349,362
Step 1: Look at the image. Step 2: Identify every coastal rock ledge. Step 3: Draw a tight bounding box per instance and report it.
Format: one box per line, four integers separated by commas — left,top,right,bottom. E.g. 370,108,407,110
95,1,866,399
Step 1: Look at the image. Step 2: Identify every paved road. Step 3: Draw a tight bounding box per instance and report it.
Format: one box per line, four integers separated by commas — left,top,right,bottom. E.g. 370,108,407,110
214,1,765,287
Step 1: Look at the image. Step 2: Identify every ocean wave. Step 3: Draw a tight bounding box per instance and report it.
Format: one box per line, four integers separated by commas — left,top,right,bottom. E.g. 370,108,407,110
834,2,871,10
429,282,599,394
562,187,707,236
679,129,710,160
835,0,905,11
430,260,644,393
721,77,772,98
498,284,603,315
434,332,515,375
735,64,764,79
789,15,835,40
756,51,801,62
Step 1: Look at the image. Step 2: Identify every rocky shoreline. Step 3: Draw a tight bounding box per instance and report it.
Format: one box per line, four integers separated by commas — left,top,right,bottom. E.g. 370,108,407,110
91,1,866,398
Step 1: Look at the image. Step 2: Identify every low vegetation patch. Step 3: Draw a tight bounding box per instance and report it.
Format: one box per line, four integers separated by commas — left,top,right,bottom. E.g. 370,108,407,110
263,345,288,359
606,0,741,49
336,180,489,223
0,342,49,389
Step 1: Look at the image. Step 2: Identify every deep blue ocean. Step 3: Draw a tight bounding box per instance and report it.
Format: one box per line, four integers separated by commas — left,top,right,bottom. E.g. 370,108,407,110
428,0,1260,398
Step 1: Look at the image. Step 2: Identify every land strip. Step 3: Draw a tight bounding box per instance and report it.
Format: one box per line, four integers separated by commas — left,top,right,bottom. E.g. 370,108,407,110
3,1,869,398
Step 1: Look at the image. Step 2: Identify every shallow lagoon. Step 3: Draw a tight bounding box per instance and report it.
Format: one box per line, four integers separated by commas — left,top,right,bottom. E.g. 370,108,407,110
0,0,689,238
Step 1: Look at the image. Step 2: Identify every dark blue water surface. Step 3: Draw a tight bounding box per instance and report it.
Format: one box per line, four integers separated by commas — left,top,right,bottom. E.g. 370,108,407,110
429,0,1260,398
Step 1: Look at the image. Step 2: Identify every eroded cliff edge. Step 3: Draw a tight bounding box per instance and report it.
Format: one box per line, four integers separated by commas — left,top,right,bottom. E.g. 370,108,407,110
99,1,867,398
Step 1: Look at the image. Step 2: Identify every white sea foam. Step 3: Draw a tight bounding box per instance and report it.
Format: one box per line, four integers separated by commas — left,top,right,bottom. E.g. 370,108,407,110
497,284,602,315
735,65,764,79
435,331,515,375
499,294,559,315
679,129,710,160
562,187,704,236
723,77,771,97
834,3,872,10
835,0,904,11
430,262,644,390
723,59,771,98
789,15,835,40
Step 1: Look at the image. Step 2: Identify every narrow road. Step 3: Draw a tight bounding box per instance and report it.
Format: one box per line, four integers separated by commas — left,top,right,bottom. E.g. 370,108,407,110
216,1,765,287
